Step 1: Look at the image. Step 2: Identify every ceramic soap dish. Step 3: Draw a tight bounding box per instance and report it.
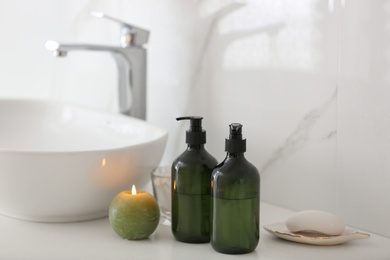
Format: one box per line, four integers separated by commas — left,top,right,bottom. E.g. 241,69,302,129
263,210,370,246
264,222,370,246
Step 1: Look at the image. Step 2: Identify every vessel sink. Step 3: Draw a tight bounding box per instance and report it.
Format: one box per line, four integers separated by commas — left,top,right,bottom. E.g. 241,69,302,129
0,99,167,222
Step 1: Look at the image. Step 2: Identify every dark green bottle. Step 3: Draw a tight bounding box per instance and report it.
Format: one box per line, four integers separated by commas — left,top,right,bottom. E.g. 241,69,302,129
211,123,260,254
171,116,218,243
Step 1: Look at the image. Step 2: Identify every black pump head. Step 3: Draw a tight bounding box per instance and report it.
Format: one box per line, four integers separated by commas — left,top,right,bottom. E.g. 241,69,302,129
229,123,243,139
225,123,246,153
176,116,206,145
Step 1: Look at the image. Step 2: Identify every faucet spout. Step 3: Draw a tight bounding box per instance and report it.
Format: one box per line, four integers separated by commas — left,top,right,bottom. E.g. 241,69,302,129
45,11,149,120
45,41,118,54
45,40,147,120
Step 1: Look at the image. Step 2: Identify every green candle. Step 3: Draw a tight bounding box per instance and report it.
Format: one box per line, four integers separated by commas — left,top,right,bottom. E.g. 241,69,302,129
109,185,160,240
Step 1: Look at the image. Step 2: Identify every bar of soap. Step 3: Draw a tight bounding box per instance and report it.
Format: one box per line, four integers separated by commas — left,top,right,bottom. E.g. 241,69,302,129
286,210,345,236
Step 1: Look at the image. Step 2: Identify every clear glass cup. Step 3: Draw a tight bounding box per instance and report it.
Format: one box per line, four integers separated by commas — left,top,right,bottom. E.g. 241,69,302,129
151,166,171,226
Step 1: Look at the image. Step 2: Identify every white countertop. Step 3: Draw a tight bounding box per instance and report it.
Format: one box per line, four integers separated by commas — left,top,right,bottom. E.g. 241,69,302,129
1,202,389,260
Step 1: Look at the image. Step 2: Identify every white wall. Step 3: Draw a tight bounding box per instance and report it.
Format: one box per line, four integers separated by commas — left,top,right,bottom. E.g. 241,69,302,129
0,0,389,237
187,0,390,237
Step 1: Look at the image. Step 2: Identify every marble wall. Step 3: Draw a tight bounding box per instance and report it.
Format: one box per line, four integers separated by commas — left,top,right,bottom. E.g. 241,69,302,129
337,0,390,237
187,0,390,237
0,0,389,237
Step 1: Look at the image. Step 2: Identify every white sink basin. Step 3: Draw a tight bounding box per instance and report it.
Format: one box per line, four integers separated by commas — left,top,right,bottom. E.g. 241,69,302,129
0,99,167,222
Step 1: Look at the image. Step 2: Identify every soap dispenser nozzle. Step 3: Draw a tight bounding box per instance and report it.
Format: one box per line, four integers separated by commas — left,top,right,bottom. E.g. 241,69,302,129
229,123,243,139
176,116,206,145
226,123,246,153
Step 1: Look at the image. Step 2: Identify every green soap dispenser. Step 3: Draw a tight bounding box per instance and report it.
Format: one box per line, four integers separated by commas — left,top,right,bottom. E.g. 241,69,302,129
211,123,260,254
171,116,218,243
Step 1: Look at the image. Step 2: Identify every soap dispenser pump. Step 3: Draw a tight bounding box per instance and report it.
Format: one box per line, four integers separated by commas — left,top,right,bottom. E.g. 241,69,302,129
211,123,260,254
171,116,218,243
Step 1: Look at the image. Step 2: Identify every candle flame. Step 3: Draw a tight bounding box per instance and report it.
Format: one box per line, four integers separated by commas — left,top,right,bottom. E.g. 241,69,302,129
101,158,106,167
131,185,137,195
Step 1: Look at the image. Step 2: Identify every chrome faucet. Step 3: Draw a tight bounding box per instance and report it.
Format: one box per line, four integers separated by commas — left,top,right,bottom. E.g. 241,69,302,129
45,11,149,119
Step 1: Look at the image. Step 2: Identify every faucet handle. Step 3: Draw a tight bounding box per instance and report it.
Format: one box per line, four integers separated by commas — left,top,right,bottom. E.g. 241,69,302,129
91,11,149,48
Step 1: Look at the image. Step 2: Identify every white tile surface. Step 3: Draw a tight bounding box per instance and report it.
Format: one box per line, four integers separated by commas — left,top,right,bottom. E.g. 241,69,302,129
1,202,389,260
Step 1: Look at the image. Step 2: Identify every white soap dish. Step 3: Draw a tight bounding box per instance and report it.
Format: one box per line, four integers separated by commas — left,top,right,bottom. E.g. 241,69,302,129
263,222,370,246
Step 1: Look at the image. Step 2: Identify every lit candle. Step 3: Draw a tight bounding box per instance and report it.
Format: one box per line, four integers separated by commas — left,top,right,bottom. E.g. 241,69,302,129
109,185,160,240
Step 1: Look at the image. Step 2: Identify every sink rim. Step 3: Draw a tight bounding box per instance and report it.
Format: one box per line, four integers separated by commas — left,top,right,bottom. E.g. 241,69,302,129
0,98,168,154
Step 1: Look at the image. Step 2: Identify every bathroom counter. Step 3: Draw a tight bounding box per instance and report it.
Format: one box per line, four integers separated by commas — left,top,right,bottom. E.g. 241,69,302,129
0,202,389,260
